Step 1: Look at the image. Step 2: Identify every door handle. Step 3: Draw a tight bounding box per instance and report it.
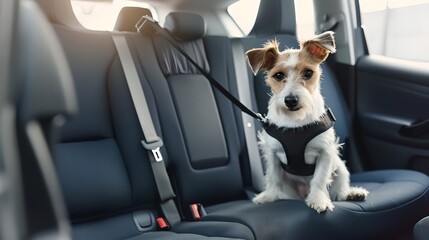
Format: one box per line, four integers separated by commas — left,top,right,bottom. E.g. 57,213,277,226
400,118,429,138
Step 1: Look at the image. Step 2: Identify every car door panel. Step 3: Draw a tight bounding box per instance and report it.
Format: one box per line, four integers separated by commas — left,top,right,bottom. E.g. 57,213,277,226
356,55,429,173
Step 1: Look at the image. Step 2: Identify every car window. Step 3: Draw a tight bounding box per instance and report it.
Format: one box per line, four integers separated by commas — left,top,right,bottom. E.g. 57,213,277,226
71,0,157,31
228,0,315,38
294,0,315,38
359,0,429,62
227,0,261,35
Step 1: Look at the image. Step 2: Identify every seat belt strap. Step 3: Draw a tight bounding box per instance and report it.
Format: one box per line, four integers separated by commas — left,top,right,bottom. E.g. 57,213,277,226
112,34,180,226
230,39,265,193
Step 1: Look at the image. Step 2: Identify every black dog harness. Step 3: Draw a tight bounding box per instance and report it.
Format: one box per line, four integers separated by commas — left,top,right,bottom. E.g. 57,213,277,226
263,109,336,176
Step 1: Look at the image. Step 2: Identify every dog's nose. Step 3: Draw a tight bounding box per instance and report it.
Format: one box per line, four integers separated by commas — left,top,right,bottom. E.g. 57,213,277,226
284,95,299,109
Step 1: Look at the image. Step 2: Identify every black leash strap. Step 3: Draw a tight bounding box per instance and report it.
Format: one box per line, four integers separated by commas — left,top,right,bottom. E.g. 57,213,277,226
136,16,266,123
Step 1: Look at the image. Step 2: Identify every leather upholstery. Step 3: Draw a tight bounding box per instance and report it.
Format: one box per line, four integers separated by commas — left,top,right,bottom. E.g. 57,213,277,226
114,7,152,32
53,27,253,239
205,170,429,239
47,14,253,240
164,12,206,41
414,216,429,240
249,0,296,36
137,32,246,207
35,1,429,240
155,38,211,76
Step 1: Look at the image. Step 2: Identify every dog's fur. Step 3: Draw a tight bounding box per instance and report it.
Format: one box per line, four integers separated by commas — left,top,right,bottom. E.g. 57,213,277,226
246,31,368,213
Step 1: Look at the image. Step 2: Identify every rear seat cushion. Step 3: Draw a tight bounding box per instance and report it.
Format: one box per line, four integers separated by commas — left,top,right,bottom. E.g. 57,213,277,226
72,212,253,240
126,233,239,240
56,140,132,219
204,170,429,240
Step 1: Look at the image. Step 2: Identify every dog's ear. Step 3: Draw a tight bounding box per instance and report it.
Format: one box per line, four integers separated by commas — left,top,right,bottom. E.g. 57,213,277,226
246,40,280,75
301,31,336,62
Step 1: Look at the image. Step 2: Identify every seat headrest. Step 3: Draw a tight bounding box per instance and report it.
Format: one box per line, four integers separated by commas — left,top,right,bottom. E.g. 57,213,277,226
36,0,82,28
249,0,296,36
114,7,153,32
164,12,206,41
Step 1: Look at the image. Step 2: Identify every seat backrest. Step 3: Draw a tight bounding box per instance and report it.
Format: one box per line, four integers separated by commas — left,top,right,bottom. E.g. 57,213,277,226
139,12,248,208
12,1,77,238
53,25,136,222
36,0,165,238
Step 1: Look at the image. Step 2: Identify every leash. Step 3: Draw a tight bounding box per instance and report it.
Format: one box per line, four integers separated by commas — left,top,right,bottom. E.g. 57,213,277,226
136,16,267,123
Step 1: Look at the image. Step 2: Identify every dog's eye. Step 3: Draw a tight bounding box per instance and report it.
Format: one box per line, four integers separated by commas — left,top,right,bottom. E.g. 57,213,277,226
273,72,285,82
302,70,313,80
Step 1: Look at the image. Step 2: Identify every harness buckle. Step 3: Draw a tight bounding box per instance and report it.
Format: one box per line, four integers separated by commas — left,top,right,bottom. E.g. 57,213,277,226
326,108,336,122
142,138,164,162
256,113,268,123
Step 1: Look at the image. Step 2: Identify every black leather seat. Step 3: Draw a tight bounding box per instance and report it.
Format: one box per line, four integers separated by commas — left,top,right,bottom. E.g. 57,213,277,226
12,1,76,238
35,0,254,239
414,216,429,240
34,0,429,239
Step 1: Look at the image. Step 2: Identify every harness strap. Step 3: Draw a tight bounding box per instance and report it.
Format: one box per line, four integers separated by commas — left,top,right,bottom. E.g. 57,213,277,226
264,109,336,176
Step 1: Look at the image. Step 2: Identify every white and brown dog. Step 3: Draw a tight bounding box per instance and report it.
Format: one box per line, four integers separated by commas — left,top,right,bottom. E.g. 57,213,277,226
246,31,368,213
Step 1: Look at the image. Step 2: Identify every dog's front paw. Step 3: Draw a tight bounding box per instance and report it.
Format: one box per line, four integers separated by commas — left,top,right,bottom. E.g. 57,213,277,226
305,193,334,213
346,187,369,201
253,191,277,204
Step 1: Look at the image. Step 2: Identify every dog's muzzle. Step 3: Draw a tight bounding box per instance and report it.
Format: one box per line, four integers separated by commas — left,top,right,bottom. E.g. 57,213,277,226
284,95,300,111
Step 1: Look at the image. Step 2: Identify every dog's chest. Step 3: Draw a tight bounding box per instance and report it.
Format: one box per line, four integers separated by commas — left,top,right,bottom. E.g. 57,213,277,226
264,130,328,165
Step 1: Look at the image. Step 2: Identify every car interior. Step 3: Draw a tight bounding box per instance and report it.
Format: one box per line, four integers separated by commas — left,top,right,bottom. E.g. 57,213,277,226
2,0,429,239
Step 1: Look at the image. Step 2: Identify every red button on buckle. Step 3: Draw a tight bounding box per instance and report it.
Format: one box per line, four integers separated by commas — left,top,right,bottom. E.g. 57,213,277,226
156,217,169,230
190,203,201,220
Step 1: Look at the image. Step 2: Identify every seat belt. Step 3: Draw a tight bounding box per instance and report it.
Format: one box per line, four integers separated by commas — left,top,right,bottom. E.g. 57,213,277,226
137,17,265,193
230,39,265,193
112,34,180,227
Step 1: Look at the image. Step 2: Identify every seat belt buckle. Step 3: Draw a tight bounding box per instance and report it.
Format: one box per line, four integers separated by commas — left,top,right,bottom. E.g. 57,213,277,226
142,138,164,162
156,217,170,230
189,203,206,221
151,147,162,162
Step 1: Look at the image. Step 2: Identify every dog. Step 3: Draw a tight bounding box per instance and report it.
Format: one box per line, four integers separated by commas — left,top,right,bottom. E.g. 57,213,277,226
245,31,368,213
